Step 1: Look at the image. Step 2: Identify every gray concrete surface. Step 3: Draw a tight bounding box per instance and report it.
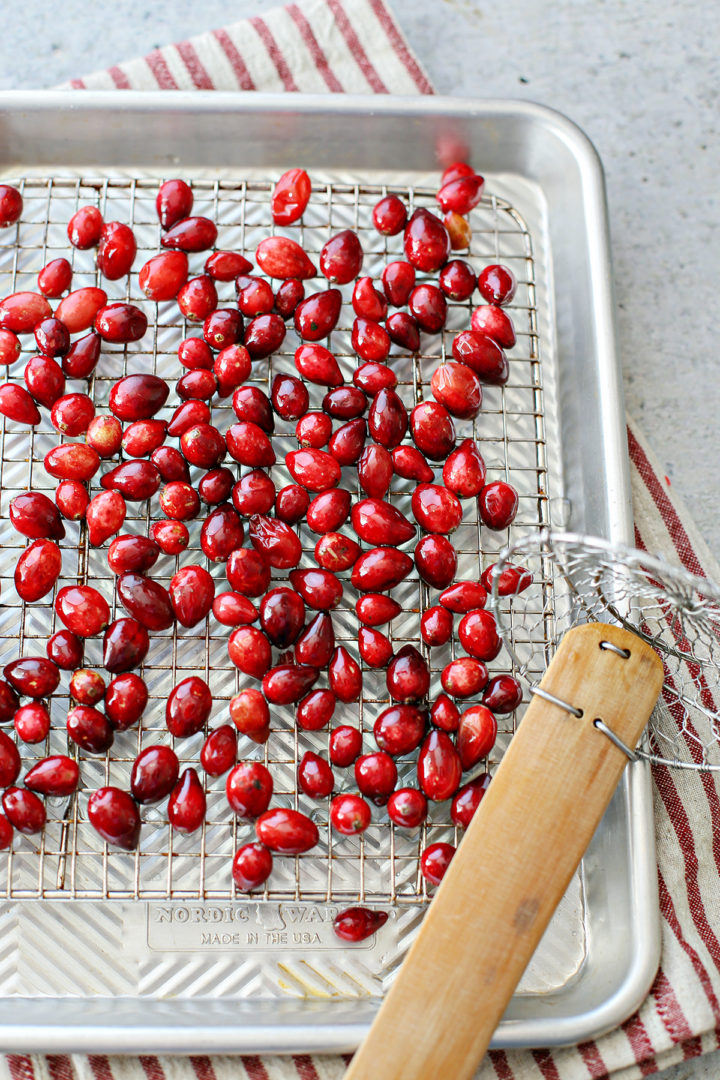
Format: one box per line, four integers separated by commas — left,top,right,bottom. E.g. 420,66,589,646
0,2,719,1075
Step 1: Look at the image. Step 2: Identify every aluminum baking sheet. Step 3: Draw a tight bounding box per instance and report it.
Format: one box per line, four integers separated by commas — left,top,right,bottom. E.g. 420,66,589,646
0,92,659,1054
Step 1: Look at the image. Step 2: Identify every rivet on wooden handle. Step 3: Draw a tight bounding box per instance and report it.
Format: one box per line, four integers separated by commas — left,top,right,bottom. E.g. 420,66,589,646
345,623,664,1080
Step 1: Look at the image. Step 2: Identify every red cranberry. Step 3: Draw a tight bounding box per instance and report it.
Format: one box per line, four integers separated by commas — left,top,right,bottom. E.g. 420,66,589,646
97,221,136,280
329,726,362,767
443,439,486,497
226,761,273,819
373,195,407,235
411,484,462,534
386,645,430,704
162,216,217,253
256,236,316,280
24,755,80,798
334,907,388,942
38,258,72,298
230,688,270,738
420,841,456,886
387,788,428,828
431,363,482,420
355,752,397,805
471,304,516,349
233,842,273,891
68,205,103,249
271,167,311,225
320,229,363,284
56,287,107,334
272,373,309,420
298,751,334,798
358,626,393,668
482,674,523,714
297,689,336,732
355,594,402,627
421,605,454,647
236,278,274,317
417,731,462,801
131,746,180,804
440,581,488,613
294,288,342,341
478,263,517,305
331,793,371,835
479,480,519,530
350,547,413,592
3,787,46,835
275,278,305,319
69,668,105,705
156,179,193,229
166,676,212,738
374,704,426,756
409,284,447,333
386,311,421,352
451,774,491,828
105,672,148,730
382,261,415,307
256,808,319,853
410,402,455,461
353,277,387,322
295,344,343,387
430,693,460,733
404,208,450,272
168,769,206,833
200,725,237,778
441,657,488,699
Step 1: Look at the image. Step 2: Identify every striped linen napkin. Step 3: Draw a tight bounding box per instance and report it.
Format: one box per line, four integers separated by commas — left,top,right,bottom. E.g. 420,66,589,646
4,1,719,1078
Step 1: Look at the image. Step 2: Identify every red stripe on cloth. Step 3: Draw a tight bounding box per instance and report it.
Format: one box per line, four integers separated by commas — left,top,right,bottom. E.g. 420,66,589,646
139,1057,166,1080
241,1058,270,1080
487,1050,515,1079
107,66,131,89
325,0,389,93
144,50,179,90
531,1049,562,1080
366,0,434,93
628,425,705,578
249,17,301,92
46,1057,74,1080
292,1056,320,1080
652,969,697,1045
620,1013,658,1075
577,1040,610,1078
87,1057,114,1080
6,1057,36,1080
212,29,257,90
69,78,86,89
658,869,720,1019
287,3,344,91
683,1035,704,1059
190,1057,217,1080
175,41,216,89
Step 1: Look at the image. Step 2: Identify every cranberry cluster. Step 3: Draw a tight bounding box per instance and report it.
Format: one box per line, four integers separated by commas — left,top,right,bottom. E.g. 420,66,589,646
0,168,530,942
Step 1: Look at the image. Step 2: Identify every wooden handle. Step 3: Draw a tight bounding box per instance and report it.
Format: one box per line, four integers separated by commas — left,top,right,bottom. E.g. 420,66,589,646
345,623,664,1080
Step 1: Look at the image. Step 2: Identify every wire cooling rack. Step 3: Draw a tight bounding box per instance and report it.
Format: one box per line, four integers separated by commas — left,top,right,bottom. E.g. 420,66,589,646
0,173,556,902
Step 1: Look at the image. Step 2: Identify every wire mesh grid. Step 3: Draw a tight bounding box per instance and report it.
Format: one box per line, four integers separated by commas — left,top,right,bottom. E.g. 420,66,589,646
0,173,556,902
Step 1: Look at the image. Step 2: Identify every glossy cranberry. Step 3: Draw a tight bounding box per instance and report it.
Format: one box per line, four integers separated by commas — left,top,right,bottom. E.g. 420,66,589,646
226,761,273,819
295,343,343,387
55,585,110,638
156,179,194,229
437,259,475,302
151,446,191,484
213,592,258,627
256,807,319,853
479,481,519,530
415,535,458,590
200,725,237,777
271,373,309,421
315,532,361,573
3,787,46,835
97,221,137,280
105,672,148,730
0,328,21,366
176,369,218,402
170,565,215,628
14,539,62,602
440,580,488,613
204,251,252,281
481,563,532,597
385,311,420,352
290,568,343,610
228,626,272,679
103,618,149,673
452,331,508,385
352,364,395,399
161,216,217,253
381,261,415,308
138,250,188,301
232,470,276,516
367,390,407,450
95,303,148,344
351,547,413,593
130,745,180,805
443,440,487,499
200,467,235,505
352,498,415,547
352,277,387,323
107,375,167,423
49,392,94,437
271,167,311,224
294,288,342,341
286,448,341,492
166,676,212,739
56,482,92,523
334,907,389,945
106,536,158,577
441,162,475,187
430,693,460,733
374,704,426,756
355,594,401,628
355,626,391,669
355,445,392,499
293,612,334,668
37,258,72,299
417,730,462,801
306,488,352,534
421,605,454,647
168,769,207,833
327,418,367,465
248,514,301,569
441,657,489,699
289,449,336,496
0,814,12,850
373,195,407,235
471,305,516,350
232,390,272,437
262,663,319,705
45,444,101,483
437,173,484,215
0,731,21,786
226,422,276,468
421,842,456,886
457,704,497,769
412,484,463,535
234,278,272,320
452,773,491,828
351,317,390,363
297,689,336,732
69,668,105,706
56,296,105,345
178,337,214,372
355,751,397,805
329,725,362,767
404,208,451,273
230,687,270,737
200,504,244,564
67,705,114,754
275,278,305,319
177,276,218,323
232,842,273,891
158,481,200,522
256,236,316,280
478,263,517,306
330,793,372,835
47,630,83,671
85,490,126,547
25,755,80,798
66,205,102,249
9,492,63,541
408,284,447,334
320,229,363,285
386,645,429,704
430,363,482,421
276,484,310,525
0,383,40,425
226,547,271,597
115,574,172,637
86,414,122,458
0,679,19,727
244,313,286,359
0,184,21,228
121,419,167,459
391,445,433,483
410,402,455,462
0,293,52,337
388,788,428,829
298,751,334,799
34,317,69,359
482,674,523,714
